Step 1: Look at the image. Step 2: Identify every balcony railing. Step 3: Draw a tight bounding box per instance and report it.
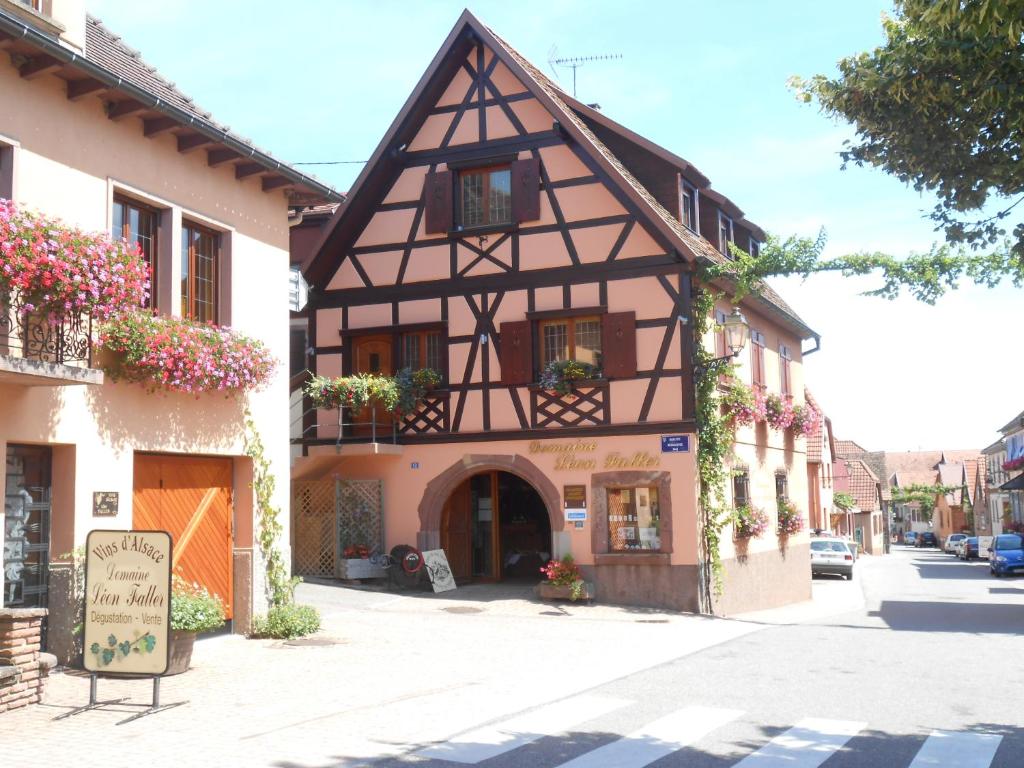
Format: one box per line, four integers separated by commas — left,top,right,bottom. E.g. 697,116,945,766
0,294,93,366
293,391,451,446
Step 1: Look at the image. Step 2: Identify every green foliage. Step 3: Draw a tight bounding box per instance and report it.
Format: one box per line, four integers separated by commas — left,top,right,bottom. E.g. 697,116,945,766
692,287,733,610
250,604,321,640
538,360,599,396
833,492,856,512
305,368,443,417
789,0,1024,260
170,577,226,634
243,411,300,609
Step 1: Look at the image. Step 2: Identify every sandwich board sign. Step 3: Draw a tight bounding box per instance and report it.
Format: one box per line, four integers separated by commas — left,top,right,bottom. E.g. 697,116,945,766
83,530,172,676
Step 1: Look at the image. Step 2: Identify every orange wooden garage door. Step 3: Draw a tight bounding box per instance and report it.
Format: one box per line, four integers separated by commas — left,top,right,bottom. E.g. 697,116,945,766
133,455,233,619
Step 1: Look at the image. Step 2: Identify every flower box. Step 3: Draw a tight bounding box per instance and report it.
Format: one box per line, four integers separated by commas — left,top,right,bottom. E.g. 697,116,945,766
337,558,387,580
536,581,594,602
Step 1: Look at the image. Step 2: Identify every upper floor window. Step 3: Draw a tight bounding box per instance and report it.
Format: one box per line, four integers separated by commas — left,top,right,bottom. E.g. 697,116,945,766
181,221,219,323
460,166,512,229
401,329,445,373
539,315,602,369
733,470,750,508
750,329,766,389
423,158,540,234
775,472,789,503
680,181,697,232
779,343,792,396
112,195,159,309
749,239,760,258
718,212,734,257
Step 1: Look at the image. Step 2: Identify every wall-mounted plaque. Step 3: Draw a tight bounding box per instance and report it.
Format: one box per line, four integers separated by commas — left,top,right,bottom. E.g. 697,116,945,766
93,492,119,517
84,530,171,676
563,485,587,521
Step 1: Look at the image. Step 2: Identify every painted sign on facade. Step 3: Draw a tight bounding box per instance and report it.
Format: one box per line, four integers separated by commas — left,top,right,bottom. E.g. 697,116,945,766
84,530,171,676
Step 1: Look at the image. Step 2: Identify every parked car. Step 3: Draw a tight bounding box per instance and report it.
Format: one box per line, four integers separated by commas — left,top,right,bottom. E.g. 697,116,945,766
916,531,938,548
810,538,855,580
960,537,982,560
944,533,968,554
990,533,1024,577
953,537,968,558
903,531,918,546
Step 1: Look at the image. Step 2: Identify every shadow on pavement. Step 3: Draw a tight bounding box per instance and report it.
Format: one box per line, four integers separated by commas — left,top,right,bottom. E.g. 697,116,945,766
868,600,1024,633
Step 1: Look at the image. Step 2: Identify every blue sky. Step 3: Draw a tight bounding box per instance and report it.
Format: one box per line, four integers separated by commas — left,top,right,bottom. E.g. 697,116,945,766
89,0,1023,452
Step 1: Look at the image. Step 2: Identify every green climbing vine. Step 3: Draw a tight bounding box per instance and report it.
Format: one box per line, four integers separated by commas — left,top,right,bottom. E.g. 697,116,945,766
692,285,733,612
243,408,299,608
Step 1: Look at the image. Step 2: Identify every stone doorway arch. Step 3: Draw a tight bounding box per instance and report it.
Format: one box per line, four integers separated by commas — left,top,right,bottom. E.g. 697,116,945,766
416,454,563,551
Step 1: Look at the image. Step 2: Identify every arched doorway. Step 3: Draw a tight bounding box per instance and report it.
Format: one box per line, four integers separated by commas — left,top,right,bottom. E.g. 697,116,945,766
441,471,552,582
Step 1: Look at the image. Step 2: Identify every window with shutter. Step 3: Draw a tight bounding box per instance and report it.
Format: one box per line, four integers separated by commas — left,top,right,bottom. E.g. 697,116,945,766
458,166,512,228
779,343,792,396
499,320,533,385
601,311,636,380
423,170,454,234
751,330,766,390
511,157,541,222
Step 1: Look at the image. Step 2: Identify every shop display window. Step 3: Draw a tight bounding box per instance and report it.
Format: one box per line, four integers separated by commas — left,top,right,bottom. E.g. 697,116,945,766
607,486,660,552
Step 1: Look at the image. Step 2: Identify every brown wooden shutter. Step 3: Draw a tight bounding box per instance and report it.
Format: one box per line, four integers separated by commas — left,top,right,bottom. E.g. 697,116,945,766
714,309,727,359
511,157,541,223
499,320,533,385
601,311,637,379
424,170,453,234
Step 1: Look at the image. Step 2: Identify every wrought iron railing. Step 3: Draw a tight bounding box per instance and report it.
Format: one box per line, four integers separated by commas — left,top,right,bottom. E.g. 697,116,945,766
0,293,93,366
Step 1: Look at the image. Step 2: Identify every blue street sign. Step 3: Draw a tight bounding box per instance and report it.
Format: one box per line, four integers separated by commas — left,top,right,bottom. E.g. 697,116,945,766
660,435,690,453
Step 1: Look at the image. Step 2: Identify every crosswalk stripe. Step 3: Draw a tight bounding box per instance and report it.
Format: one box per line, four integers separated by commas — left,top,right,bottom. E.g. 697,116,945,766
908,730,1003,767
553,705,744,768
734,717,866,767
415,694,630,764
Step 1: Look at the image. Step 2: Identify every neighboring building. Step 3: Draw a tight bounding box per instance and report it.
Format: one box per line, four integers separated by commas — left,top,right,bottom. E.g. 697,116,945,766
983,437,1010,535
993,410,1024,531
834,439,891,551
0,0,340,657
805,389,835,533
294,11,820,615
834,456,885,554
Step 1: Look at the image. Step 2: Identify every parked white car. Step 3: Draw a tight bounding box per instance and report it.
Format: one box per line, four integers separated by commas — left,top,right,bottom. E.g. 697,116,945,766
810,538,855,580
944,533,968,554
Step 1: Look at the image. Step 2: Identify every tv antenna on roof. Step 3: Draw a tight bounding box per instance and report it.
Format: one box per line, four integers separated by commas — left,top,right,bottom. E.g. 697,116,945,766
547,46,622,99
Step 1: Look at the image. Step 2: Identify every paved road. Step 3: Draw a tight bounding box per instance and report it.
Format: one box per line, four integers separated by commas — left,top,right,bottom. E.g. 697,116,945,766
386,546,1024,768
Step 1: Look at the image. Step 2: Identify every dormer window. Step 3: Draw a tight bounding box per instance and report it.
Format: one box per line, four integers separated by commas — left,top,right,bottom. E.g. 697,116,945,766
680,181,697,232
718,212,734,257
459,165,512,228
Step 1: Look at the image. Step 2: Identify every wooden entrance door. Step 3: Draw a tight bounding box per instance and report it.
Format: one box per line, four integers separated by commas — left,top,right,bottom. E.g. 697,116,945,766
133,455,234,618
352,334,393,436
441,479,473,580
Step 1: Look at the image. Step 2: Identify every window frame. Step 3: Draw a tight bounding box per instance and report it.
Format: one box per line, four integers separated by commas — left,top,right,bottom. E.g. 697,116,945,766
400,328,446,374
537,314,603,371
342,323,449,382
733,470,750,508
775,472,789,504
718,211,734,257
605,485,662,553
180,220,220,323
457,164,513,230
680,180,698,232
750,330,766,390
779,343,792,397
113,194,160,311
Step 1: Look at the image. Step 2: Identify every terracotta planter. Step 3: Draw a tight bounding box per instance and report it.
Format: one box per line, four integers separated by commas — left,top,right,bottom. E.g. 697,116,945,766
536,581,594,602
164,629,196,676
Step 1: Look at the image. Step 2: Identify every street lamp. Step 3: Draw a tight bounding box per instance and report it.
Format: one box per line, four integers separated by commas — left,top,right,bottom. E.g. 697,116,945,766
695,306,749,376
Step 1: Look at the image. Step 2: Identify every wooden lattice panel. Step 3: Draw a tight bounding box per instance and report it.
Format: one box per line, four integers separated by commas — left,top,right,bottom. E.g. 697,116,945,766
292,480,336,578
336,479,384,556
531,385,609,428
400,393,450,435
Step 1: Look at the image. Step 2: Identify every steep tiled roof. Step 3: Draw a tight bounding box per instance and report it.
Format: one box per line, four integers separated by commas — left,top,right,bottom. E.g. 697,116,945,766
891,469,939,488
805,388,825,463
834,439,869,458
884,450,982,476
845,458,881,512
485,27,815,339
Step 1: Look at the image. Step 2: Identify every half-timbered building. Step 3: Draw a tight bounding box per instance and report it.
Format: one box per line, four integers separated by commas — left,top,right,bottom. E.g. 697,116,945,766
296,11,819,614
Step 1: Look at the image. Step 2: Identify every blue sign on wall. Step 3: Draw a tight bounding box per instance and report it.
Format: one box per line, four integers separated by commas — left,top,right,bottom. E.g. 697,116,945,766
566,510,587,522
660,435,690,453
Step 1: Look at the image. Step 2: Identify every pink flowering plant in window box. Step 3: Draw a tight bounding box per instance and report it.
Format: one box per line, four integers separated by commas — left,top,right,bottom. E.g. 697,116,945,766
777,500,805,536
732,505,769,539
0,199,149,318
99,310,276,394
763,393,795,431
788,401,821,437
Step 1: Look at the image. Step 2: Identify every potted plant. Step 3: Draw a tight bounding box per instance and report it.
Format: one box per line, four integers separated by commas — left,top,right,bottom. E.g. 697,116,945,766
167,577,226,675
536,554,592,601
733,505,769,540
539,360,599,397
763,393,794,430
777,500,805,536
